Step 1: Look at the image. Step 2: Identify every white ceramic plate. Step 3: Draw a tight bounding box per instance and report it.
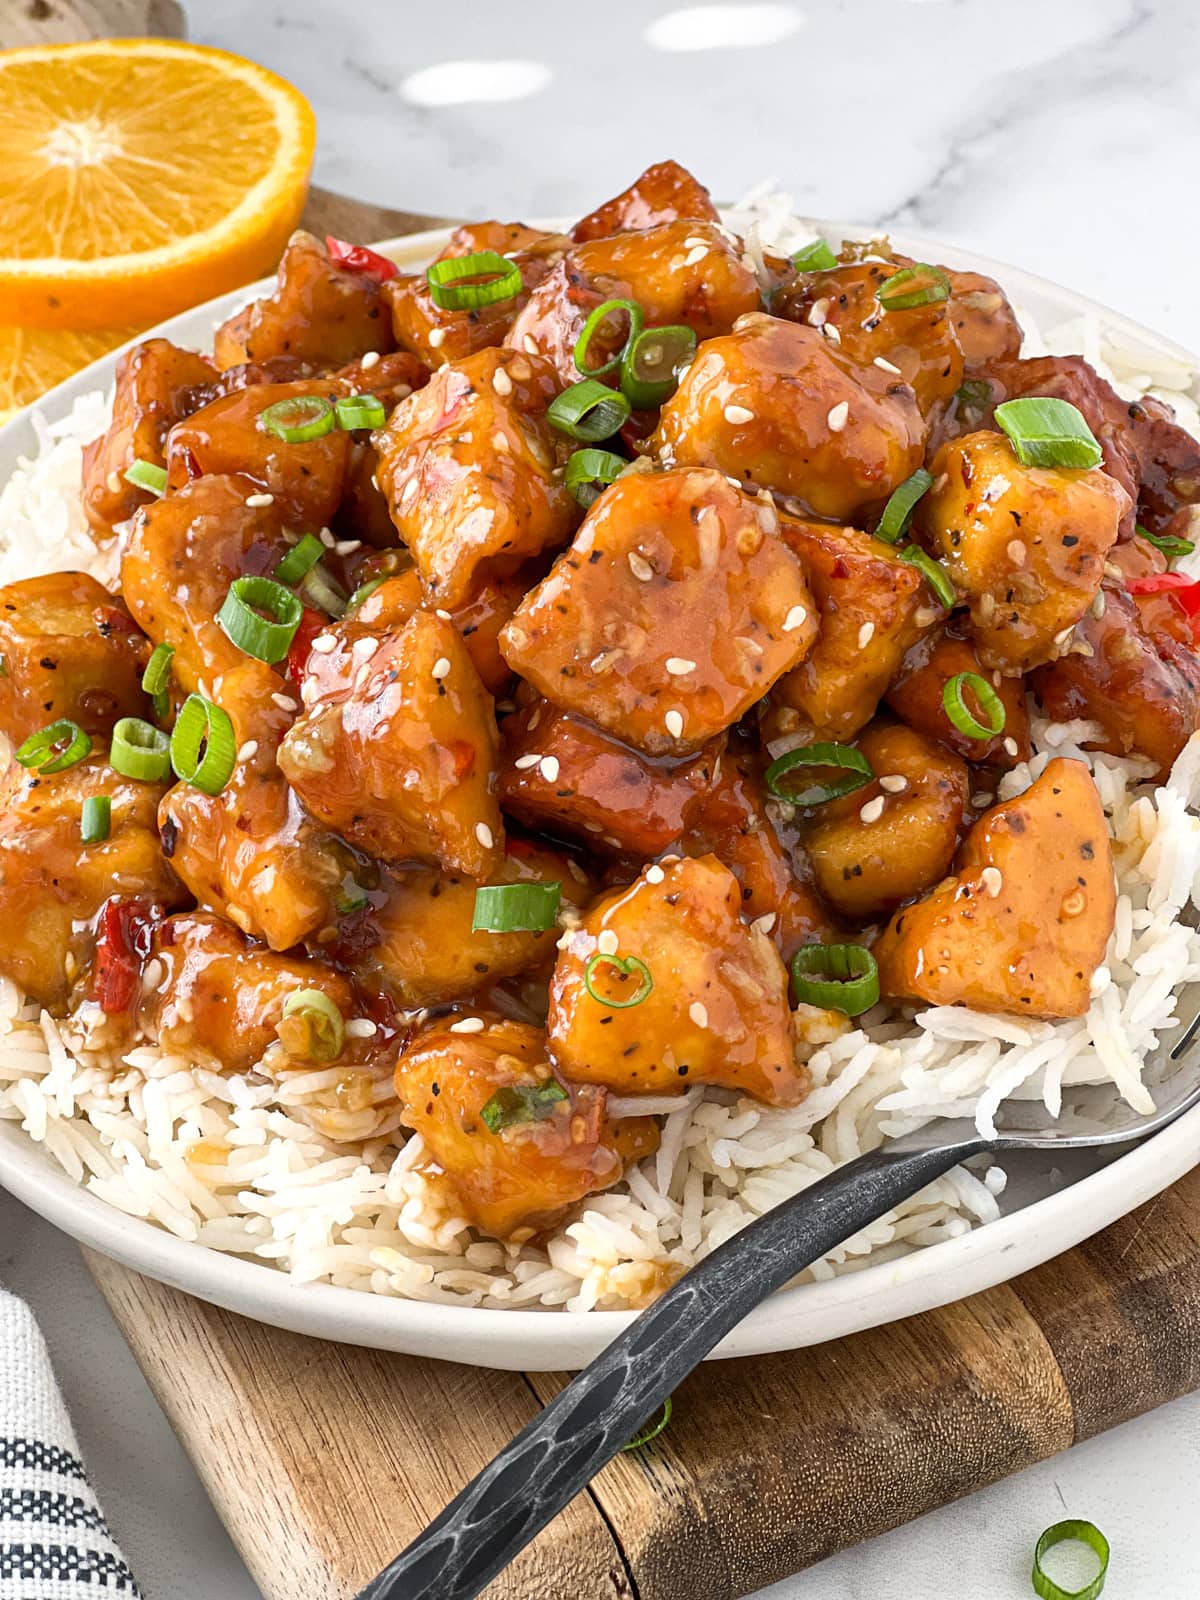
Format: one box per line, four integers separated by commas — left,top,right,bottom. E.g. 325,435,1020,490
1,222,1198,1372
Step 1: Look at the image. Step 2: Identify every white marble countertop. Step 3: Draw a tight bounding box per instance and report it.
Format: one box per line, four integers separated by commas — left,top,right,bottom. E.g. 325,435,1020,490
8,0,1200,1596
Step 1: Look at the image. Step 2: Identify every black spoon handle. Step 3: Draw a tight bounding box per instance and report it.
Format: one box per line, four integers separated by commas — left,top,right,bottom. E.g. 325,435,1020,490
355,1132,982,1600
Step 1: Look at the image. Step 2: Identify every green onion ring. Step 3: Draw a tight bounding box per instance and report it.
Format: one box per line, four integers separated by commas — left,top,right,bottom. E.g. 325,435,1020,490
623,1396,673,1451
141,642,175,698
217,575,303,664
547,378,631,443
472,881,562,933
876,468,934,545
764,742,874,807
573,298,643,378
877,263,952,312
426,250,523,311
792,238,837,272
278,988,346,1063
123,459,167,496
274,533,327,586
169,694,236,796
110,717,171,782
1137,522,1195,562
898,545,957,608
564,448,627,508
956,377,993,415
301,564,348,619
80,794,111,844
619,324,697,409
791,944,880,1016
1032,1520,1110,1600
942,672,1006,740
994,397,1103,470
584,951,654,1009
258,394,335,443
346,576,386,614
14,718,91,774
334,393,386,431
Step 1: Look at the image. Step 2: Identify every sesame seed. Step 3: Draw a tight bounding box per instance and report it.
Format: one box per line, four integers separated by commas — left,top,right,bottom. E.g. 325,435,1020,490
351,637,377,662
645,864,665,885
751,912,777,935
475,822,494,849
428,327,446,348
508,356,531,382
1091,592,1107,619
971,791,994,809
879,774,908,793
933,472,949,493
1007,539,1026,566
431,657,451,679
980,867,1003,898
857,621,875,648
401,478,419,505
346,1018,377,1038
873,356,902,375
628,552,653,582
246,493,274,508
724,404,754,425
432,608,451,621
689,1001,709,1028
783,605,808,633
597,929,620,956
450,1016,484,1034
827,401,849,433
106,470,123,494
360,350,381,370
492,367,513,397
527,707,541,731
914,607,942,628
738,634,764,655
859,795,885,823
319,528,336,548
807,297,830,328
1003,736,1019,757
664,709,684,739
514,753,540,770
492,430,510,454
683,245,709,267
236,740,258,762
665,657,696,675
311,634,337,654
683,235,709,249
539,755,560,782
821,322,842,344
523,335,539,355
271,692,298,713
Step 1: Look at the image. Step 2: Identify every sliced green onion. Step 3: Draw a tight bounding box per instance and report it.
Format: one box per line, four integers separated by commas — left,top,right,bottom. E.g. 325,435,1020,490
217,575,303,664
574,298,643,378
994,397,1103,470
584,952,654,1009
302,564,348,619
278,988,345,1064
764,742,874,807
564,448,627,508
123,459,167,496
80,795,111,844
258,394,335,443
1137,521,1195,562
472,881,561,933
942,672,1006,740
170,694,236,796
426,251,523,311
619,324,697,409
898,545,957,608
141,642,175,698
547,379,631,443
876,468,934,544
480,1078,569,1135
791,944,879,1016
275,534,327,586
346,576,386,614
792,238,837,272
14,719,91,775
334,393,386,431
877,263,951,311
110,717,171,782
956,377,993,414
623,1396,673,1451
1032,1520,1109,1600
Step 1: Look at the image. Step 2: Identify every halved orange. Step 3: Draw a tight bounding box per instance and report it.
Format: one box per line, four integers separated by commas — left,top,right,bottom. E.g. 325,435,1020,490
0,325,139,425
0,38,316,330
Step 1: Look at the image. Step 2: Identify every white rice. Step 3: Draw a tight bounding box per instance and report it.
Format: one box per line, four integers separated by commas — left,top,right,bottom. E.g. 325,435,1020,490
3,199,1200,1312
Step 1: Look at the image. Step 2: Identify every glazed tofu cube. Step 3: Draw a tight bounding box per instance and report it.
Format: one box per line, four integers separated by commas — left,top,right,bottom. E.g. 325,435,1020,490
874,758,1115,1018
394,1016,659,1240
501,468,817,757
886,623,1031,767
498,699,721,856
548,854,806,1106
653,313,926,522
0,572,149,743
278,611,503,876
772,516,935,741
572,160,721,241
373,346,576,607
922,430,1129,673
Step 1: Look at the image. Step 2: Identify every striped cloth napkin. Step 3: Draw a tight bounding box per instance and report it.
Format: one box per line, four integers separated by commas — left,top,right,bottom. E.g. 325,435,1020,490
0,1289,140,1597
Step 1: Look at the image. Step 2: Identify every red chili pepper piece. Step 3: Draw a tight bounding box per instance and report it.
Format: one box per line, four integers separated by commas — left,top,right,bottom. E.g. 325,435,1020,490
285,606,326,687
93,898,157,1014
1125,573,1200,643
325,235,398,284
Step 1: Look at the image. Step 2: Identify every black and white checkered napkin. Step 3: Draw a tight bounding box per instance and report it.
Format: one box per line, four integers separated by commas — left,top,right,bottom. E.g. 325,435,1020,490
0,1289,140,1597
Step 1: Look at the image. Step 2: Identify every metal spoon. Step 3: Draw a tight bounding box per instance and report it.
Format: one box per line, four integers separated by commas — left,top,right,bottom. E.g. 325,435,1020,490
356,1010,1200,1600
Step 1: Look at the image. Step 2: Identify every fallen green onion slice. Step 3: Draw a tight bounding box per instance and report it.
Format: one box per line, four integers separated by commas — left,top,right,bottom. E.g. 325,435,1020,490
584,952,654,1009
278,988,345,1064
218,575,303,664
141,641,175,698
898,545,957,608
791,944,880,1016
426,250,523,311
334,393,386,431
1032,1519,1110,1600
564,448,627,508
547,378,631,442
574,298,643,378
876,468,934,544
764,742,874,807
169,694,236,796
481,1078,569,1134
80,794,111,844
994,397,1103,470
619,324,697,408
877,262,951,311
792,238,837,272
14,718,91,774
623,1396,673,1451
472,881,561,933
275,534,327,586
302,564,348,619
1137,521,1195,562
956,377,993,414
110,716,171,782
346,576,386,613
943,671,1006,740
123,459,167,496
258,394,335,443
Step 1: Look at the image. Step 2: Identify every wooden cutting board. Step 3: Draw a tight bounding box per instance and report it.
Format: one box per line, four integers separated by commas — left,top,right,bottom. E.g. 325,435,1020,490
9,3,1200,1597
